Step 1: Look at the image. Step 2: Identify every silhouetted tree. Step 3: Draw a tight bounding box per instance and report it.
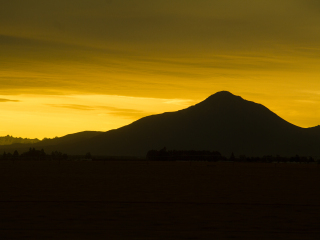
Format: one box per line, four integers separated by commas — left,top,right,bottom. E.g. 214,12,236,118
239,155,246,162
229,152,235,161
13,150,19,159
6,152,12,160
2,151,7,160
20,148,47,160
308,157,315,163
85,152,92,159
147,148,223,161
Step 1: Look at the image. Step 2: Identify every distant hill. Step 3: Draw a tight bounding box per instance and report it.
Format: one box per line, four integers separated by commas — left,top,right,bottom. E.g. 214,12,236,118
1,91,320,158
35,131,103,147
0,135,40,145
0,131,102,153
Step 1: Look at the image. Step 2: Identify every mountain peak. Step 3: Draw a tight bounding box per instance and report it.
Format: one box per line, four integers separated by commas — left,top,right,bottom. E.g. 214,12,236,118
211,91,240,98
214,90,235,96
201,91,243,105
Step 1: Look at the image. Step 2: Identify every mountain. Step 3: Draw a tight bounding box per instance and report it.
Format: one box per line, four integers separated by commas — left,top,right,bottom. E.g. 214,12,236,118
2,91,320,157
36,131,103,147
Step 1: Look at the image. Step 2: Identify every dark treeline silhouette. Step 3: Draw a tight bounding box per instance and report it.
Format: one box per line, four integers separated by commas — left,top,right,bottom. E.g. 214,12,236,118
234,154,316,163
147,148,318,164
147,147,225,162
0,148,68,161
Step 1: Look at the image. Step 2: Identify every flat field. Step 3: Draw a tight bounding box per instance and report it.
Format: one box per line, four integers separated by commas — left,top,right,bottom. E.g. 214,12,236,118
0,160,319,239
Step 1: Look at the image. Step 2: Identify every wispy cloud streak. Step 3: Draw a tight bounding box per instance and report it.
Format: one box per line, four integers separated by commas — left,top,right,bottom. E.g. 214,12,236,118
0,98,20,102
47,104,153,119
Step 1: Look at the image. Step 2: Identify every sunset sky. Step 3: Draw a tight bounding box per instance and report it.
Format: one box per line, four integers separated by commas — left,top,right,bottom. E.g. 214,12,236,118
1,0,320,139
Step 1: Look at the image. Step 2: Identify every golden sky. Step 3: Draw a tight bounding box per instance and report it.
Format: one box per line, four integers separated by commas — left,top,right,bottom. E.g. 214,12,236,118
1,0,320,138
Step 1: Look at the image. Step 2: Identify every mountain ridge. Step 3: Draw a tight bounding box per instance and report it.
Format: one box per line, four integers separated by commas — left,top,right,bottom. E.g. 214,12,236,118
1,91,319,158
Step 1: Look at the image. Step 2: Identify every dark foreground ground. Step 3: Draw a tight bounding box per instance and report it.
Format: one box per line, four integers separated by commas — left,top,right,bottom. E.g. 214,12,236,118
0,160,319,239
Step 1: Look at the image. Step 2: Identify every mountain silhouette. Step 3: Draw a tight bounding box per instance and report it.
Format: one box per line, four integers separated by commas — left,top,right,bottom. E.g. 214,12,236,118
36,131,102,146
0,131,102,154
2,91,320,157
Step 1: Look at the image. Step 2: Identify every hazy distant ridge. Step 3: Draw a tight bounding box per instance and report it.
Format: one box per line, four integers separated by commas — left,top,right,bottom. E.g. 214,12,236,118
0,135,40,145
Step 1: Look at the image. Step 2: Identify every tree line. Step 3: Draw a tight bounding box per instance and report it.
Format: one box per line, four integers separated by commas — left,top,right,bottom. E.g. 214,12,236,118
0,148,68,161
147,148,319,163
147,148,224,161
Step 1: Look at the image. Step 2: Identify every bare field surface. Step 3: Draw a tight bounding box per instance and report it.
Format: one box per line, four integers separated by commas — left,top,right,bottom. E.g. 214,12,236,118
0,160,319,239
